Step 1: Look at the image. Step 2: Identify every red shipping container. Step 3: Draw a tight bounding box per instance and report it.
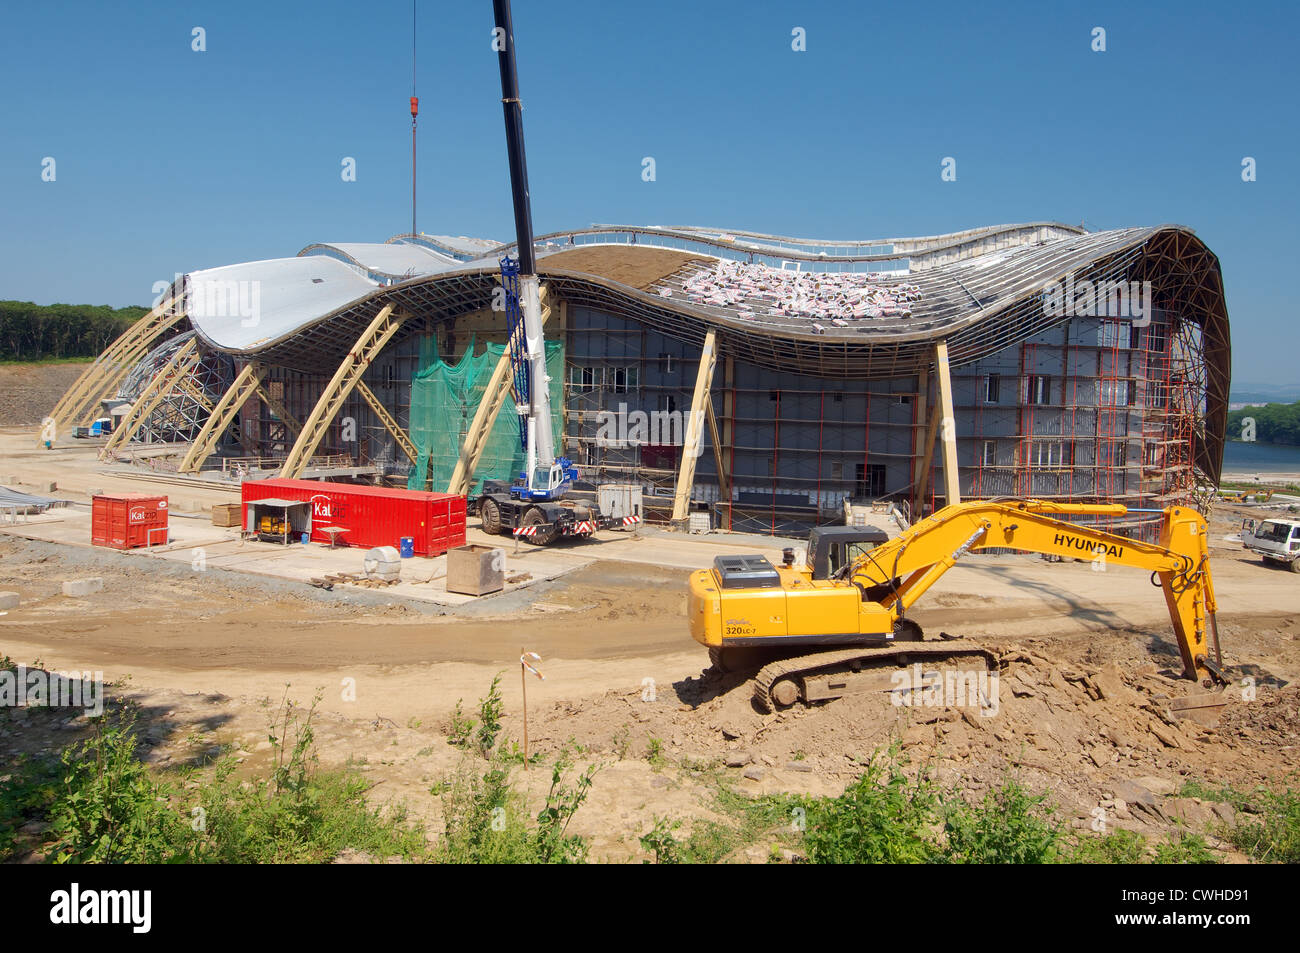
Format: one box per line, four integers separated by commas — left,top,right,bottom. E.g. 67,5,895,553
91,494,169,550
240,479,466,557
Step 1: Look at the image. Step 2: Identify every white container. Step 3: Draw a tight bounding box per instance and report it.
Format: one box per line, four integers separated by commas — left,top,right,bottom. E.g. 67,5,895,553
688,512,712,534
598,483,643,522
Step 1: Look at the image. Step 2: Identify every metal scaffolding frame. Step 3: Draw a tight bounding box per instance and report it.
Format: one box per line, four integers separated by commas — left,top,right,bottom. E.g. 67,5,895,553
445,286,551,496
100,337,203,458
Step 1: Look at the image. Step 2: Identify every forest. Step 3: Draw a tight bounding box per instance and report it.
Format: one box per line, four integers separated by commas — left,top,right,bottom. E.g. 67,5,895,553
0,300,146,362
1227,400,1300,446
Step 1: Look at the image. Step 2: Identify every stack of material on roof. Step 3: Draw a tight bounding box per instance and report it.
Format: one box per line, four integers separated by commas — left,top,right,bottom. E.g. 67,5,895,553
678,260,921,323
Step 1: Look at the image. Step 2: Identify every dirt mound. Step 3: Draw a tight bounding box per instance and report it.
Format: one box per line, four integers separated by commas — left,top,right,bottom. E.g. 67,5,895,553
0,363,85,426
1220,684,1300,753
522,631,1288,838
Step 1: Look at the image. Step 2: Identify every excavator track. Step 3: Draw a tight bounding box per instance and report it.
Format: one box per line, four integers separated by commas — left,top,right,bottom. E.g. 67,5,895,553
751,641,999,713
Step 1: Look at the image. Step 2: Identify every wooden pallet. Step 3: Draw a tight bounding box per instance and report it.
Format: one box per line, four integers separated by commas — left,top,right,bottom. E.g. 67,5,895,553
310,571,401,590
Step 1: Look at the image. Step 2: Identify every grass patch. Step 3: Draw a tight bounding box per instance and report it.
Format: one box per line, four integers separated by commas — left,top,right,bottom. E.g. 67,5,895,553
434,755,597,864
1181,779,1300,863
800,755,941,864
942,779,1063,864
0,355,97,367
432,678,600,863
445,673,507,758
4,690,428,864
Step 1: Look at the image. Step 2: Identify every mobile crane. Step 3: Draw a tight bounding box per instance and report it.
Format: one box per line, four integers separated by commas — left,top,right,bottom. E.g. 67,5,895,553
689,499,1226,711
469,0,632,546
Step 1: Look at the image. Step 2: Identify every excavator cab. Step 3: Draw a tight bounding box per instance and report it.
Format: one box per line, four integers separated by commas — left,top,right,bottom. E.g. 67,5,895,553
805,526,889,580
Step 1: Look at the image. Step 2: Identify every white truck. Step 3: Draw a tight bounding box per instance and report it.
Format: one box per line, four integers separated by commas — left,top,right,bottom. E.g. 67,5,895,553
1241,517,1300,572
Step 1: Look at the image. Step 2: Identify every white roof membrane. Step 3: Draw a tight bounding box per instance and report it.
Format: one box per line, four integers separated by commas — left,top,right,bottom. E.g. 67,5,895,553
185,257,379,351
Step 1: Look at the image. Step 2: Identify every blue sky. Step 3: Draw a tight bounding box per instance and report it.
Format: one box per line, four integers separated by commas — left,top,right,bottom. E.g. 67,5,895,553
1,0,1296,386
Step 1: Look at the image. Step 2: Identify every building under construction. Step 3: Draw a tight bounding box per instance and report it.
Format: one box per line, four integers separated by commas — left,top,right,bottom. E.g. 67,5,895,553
46,221,1231,537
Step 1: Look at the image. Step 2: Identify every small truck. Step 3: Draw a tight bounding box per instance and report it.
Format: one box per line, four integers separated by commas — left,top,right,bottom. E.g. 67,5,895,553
1241,517,1300,572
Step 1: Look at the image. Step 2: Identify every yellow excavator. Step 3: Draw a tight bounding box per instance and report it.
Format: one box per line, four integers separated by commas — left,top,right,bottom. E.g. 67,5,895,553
688,499,1225,711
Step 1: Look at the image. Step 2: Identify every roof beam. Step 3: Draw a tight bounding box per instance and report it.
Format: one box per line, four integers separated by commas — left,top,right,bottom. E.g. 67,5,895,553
671,329,718,525
278,304,407,480
355,380,418,465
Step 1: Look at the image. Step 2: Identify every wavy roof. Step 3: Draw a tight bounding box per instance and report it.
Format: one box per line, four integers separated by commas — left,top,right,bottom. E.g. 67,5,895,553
175,221,1230,481
180,222,1222,374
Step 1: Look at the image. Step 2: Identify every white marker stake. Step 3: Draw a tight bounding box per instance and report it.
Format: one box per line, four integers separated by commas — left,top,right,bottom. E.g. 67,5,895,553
521,650,544,769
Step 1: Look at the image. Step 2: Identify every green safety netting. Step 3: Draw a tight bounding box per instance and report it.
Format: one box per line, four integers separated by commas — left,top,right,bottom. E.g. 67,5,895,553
406,335,564,495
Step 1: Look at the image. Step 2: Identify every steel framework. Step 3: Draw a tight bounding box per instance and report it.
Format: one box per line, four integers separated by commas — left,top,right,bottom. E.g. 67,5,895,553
41,296,187,444
100,337,203,458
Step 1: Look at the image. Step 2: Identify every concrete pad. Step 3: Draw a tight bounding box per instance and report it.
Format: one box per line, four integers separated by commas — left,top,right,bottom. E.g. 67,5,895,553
0,591,19,610
62,578,104,597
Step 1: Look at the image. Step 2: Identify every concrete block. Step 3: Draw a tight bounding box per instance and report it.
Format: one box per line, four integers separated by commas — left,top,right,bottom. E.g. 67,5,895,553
45,482,57,493
62,578,104,598
87,487,105,497
0,592,20,610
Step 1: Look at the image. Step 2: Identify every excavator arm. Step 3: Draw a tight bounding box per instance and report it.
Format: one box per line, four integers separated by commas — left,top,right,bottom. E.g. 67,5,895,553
847,500,1223,686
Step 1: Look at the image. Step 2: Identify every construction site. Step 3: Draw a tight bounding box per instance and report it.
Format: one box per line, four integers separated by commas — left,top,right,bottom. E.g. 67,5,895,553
1,1,1296,873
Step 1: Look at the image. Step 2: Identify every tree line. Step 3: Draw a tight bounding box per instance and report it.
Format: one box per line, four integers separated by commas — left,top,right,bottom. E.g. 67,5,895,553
0,300,148,362
1228,400,1300,446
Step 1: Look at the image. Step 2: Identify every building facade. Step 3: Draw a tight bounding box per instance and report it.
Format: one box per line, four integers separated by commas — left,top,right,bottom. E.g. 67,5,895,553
50,223,1230,538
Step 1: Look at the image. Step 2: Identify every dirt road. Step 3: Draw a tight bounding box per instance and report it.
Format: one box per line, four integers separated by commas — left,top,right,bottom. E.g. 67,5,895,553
1,503,1296,861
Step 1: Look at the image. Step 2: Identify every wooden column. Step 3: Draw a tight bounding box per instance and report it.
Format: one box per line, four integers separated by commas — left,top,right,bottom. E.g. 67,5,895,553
935,340,962,507
671,330,718,525
279,304,407,479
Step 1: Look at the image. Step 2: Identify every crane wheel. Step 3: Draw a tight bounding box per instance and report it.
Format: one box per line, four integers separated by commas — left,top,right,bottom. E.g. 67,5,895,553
522,507,557,546
480,499,502,536
1290,558,1300,574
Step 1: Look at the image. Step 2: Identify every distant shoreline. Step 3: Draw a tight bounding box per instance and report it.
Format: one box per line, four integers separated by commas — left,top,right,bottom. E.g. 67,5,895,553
1224,439,1299,449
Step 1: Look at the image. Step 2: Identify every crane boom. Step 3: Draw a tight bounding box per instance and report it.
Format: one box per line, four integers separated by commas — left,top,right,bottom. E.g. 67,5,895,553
492,0,556,486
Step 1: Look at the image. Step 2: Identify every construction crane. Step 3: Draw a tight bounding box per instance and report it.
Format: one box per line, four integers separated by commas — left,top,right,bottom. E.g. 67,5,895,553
688,499,1226,711
470,0,628,545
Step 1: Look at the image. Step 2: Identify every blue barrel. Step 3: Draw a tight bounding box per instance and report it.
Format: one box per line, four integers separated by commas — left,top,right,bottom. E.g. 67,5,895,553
399,536,414,558
301,532,310,545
